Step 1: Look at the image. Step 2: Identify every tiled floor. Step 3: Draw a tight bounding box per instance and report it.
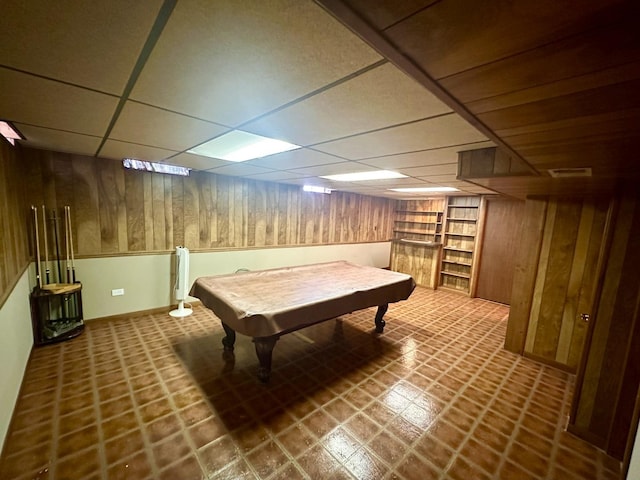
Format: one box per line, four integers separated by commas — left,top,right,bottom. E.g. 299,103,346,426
0,287,622,479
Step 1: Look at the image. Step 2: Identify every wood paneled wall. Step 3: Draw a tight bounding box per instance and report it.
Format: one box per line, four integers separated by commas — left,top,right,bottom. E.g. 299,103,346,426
505,196,610,371
21,148,395,257
570,192,640,459
390,241,441,289
0,141,30,308
475,198,524,305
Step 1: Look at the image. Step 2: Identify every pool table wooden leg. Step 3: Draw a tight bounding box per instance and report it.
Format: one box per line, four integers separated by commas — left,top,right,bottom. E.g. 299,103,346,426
221,322,236,351
253,336,279,383
375,304,388,333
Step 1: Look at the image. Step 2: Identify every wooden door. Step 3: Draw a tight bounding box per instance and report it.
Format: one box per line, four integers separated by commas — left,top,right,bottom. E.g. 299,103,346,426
474,197,524,304
516,197,609,371
569,193,640,459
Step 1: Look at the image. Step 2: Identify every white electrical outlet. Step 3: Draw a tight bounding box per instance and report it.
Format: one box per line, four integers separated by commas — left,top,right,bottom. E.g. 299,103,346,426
111,288,124,296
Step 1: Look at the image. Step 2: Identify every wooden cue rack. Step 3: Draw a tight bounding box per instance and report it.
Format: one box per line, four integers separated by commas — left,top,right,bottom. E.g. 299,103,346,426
29,205,84,345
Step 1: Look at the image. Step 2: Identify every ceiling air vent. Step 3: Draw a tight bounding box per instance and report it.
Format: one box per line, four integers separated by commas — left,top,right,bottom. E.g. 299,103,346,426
548,167,592,178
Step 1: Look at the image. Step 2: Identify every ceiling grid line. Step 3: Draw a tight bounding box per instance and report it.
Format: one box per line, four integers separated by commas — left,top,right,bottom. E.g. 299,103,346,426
94,0,178,158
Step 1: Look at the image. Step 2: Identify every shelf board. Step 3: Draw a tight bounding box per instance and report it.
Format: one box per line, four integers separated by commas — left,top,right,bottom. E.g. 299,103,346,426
448,204,479,208
397,238,442,247
447,217,477,221
396,210,442,214
441,259,472,266
437,284,470,294
444,232,475,238
395,220,439,225
394,229,437,235
443,246,474,253
441,270,471,279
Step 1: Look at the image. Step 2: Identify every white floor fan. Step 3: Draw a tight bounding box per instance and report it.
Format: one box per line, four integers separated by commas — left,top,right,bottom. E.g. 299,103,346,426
169,246,193,318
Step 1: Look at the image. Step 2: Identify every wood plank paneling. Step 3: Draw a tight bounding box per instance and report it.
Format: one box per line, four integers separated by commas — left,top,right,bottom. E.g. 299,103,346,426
0,141,29,308
124,170,145,252
18,148,395,258
390,240,441,289
570,191,640,459
508,196,609,371
475,198,524,304
97,159,118,253
383,0,617,80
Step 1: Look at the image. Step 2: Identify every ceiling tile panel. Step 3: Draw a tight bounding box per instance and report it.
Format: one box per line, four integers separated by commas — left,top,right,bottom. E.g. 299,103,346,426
206,163,278,177
313,114,488,160
286,161,374,177
246,148,345,170
241,62,452,145
168,152,230,171
343,0,439,30
0,0,164,94
131,0,382,126
243,171,311,182
0,68,118,137
100,140,178,162
15,124,101,157
360,141,494,169
399,163,458,177
109,102,229,152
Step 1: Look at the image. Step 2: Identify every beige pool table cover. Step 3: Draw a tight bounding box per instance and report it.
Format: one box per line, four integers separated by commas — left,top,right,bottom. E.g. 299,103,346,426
190,261,416,338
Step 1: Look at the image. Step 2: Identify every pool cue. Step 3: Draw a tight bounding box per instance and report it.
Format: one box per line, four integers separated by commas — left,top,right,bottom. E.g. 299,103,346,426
66,206,77,283
52,208,62,283
64,206,71,284
42,205,50,285
32,206,42,289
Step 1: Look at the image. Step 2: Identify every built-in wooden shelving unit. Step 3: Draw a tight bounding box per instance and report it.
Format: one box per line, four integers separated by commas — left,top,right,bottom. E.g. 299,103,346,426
390,196,484,294
390,199,445,289
439,196,481,293
393,199,445,243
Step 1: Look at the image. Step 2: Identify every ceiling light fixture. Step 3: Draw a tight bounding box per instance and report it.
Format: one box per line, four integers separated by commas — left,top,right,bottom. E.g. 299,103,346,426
123,158,190,176
188,130,300,162
389,187,459,193
320,170,407,182
0,120,24,146
303,185,332,194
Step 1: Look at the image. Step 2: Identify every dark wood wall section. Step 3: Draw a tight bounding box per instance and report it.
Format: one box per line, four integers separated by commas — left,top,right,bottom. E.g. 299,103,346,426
21,148,395,257
505,196,610,371
570,192,640,459
0,142,30,308
475,198,524,305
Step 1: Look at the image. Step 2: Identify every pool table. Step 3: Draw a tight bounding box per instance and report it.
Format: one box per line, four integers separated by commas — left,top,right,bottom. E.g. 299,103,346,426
189,260,415,382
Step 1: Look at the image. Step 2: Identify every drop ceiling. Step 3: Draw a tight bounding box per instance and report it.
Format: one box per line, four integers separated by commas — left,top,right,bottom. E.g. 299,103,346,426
2,0,636,199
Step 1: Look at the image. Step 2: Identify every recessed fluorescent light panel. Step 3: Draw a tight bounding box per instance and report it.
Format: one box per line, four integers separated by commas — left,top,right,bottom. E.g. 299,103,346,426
188,130,300,162
389,187,459,193
321,170,407,182
123,158,190,176
303,185,332,194
0,120,23,146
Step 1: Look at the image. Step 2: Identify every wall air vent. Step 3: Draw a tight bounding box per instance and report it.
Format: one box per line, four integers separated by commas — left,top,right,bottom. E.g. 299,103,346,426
548,167,592,178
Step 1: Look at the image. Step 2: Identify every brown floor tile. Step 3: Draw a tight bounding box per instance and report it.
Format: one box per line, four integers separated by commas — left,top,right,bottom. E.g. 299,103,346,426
0,289,623,480
107,450,155,480
395,451,441,480
245,440,288,478
104,428,146,465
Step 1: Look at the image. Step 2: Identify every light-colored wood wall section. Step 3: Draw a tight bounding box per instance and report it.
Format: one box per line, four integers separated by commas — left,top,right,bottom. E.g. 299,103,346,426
393,198,446,242
506,196,610,372
0,142,30,308
390,239,441,289
390,198,446,288
440,196,481,294
21,148,395,257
